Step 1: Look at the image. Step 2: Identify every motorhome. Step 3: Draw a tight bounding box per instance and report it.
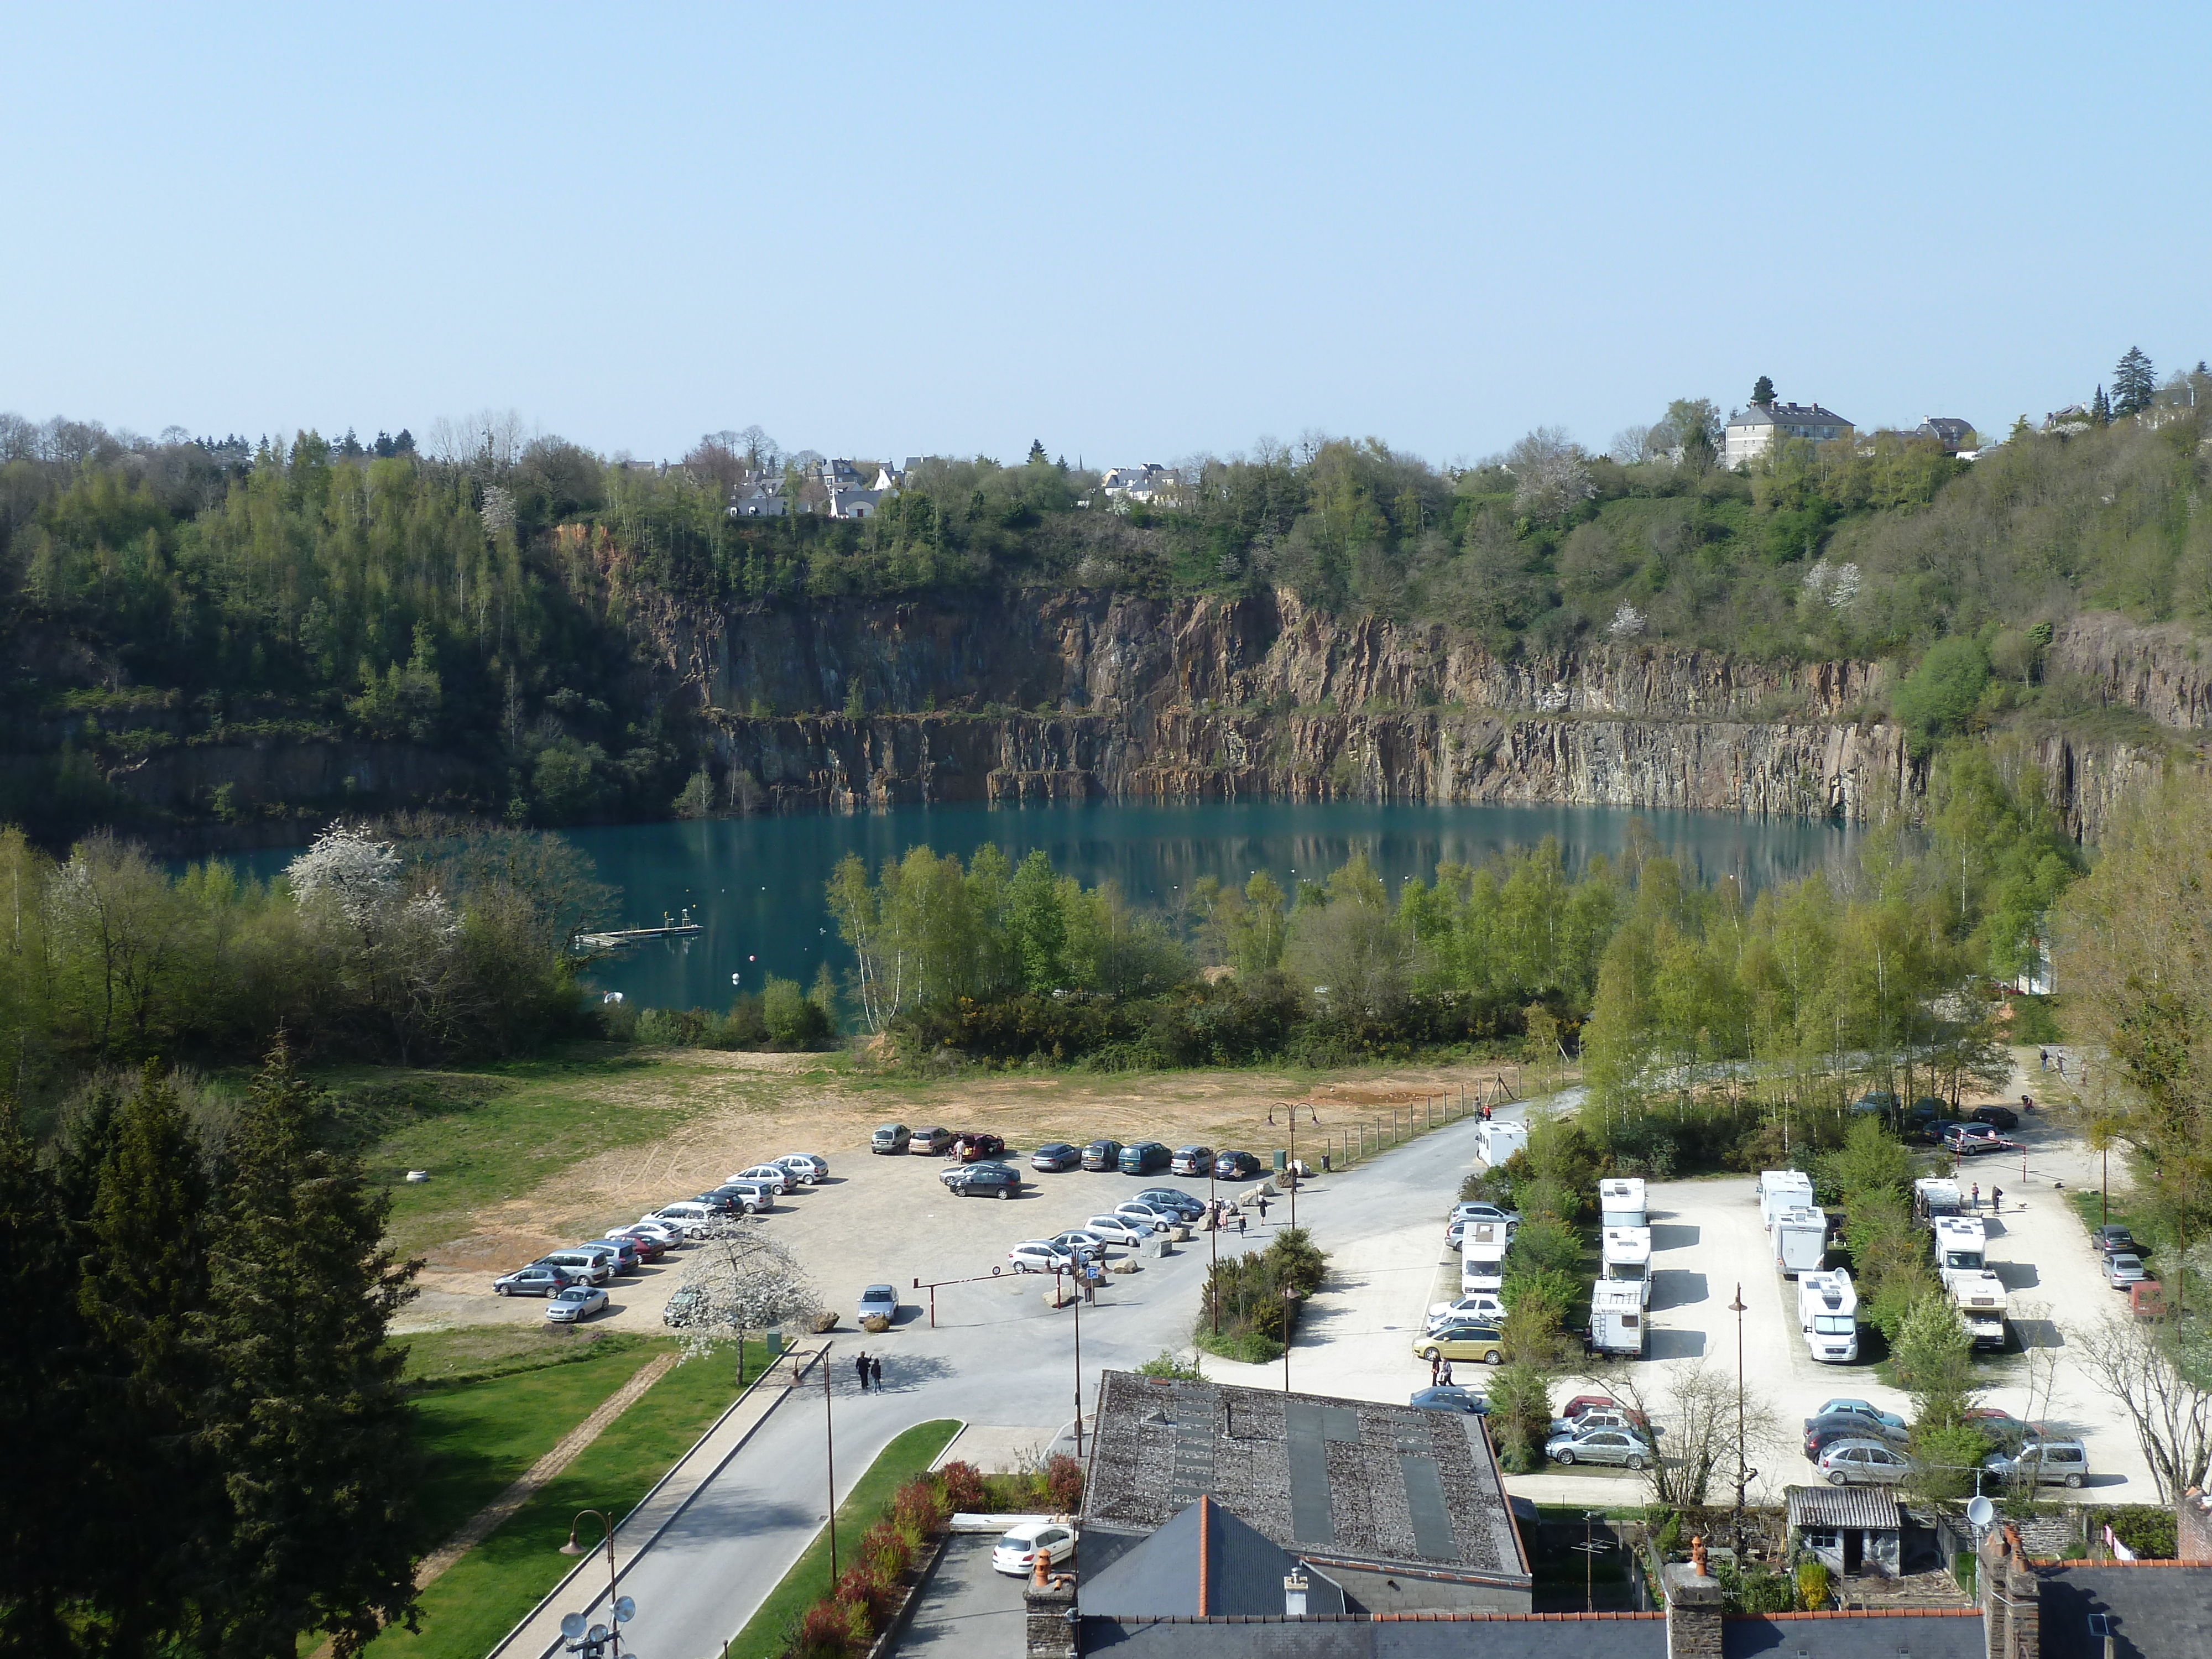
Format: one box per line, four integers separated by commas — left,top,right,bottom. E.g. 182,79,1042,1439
1932,1216,1987,1284
1601,1226,1653,1307
1912,1177,1963,1225
1599,1177,1647,1229
1949,1270,2010,1350
1460,1237,1507,1295
1797,1269,1860,1362
1589,1279,1646,1357
1475,1120,1528,1167
1758,1170,1815,1229
1771,1206,1828,1277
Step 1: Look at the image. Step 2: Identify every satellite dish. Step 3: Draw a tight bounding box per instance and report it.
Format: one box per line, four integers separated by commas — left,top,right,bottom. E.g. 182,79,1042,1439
614,1598,637,1625
560,1615,587,1640
1966,1495,1995,1527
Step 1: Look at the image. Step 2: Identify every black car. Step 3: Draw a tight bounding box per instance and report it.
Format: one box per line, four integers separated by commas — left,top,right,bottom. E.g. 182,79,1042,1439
692,1191,745,1215
2091,1225,2137,1258
1804,1412,1911,1460
1970,1104,2020,1130
1030,1142,1080,1172
1118,1140,1172,1175
1214,1150,1261,1180
1082,1139,1124,1172
948,1162,1021,1198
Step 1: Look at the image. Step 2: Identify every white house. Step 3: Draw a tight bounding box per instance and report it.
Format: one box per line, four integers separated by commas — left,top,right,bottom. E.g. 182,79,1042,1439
1100,463,1180,504
1723,400,1852,469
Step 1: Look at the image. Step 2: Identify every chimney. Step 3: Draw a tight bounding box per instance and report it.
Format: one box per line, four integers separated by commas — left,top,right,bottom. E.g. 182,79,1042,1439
1663,1560,1723,1659
1979,1523,2041,1659
1024,1573,1076,1659
2181,1488,2212,1564
1284,1570,1309,1618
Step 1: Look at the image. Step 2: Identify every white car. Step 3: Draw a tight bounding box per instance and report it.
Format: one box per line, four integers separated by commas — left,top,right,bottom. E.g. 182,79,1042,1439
1426,1293,1505,1328
1048,1229,1110,1259
728,1165,797,1194
1084,1214,1151,1246
1008,1240,1077,1274
546,1284,609,1323
991,1520,1077,1576
612,1220,684,1248
643,1203,717,1239
779,1154,829,1183
858,1284,899,1324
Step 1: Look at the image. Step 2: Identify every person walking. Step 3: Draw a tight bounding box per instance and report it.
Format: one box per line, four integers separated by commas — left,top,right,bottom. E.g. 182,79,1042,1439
1969,1182,1980,1213
1991,1185,2004,1214
1236,1209,1248,1237
1430,1353,1442,1386
1439,1359,1454,1387
870,1355,884,1388
855,1350,871,1390
2039,1047,2049,1071
1256,1193,1271,1225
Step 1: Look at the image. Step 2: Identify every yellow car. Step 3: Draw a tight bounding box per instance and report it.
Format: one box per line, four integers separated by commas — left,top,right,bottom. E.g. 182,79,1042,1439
1412,1324,1506,1365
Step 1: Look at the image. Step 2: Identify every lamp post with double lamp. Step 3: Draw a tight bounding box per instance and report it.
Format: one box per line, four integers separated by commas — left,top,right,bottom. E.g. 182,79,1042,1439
557,1510,638,1659
822,1345,839,1582
1727,1285,1751,1546
1280,1286,1301,1394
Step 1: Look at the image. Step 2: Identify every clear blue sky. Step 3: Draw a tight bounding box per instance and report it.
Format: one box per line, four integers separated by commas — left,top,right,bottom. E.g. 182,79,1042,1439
4,5,2205,467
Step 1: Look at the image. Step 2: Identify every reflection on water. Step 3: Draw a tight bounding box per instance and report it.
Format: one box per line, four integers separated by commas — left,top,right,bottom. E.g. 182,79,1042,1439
548,799,1855,1010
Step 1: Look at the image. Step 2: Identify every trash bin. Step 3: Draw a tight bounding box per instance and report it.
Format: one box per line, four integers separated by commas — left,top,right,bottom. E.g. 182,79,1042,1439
1273,1148,1288,1172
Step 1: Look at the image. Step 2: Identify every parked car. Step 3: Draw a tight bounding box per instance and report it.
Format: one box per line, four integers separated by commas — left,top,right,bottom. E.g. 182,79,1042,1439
1170,1146,1215,1176
644,1203,717,1238
1451,1202,1522,1225
1081,1139,1124,1172
1118,1141,1172,1175
1984,1439,2089,1489
1136,1187,1204,1218
1546,1427,1651,1469
611,1220,683,1249
1049,1229,1110,1259
601,1231,664,1262
1816,1438,1911,1486
1547,1408,1648,1439
1214,1150,1262,1180
946,1164,1021,1199
871,1123,912,1155
1427,1293,1506,1328
729,1164,797,1194
1412,1324,1505,1365
2107,1252,2149,1288
708,1182,775,1213
586,1239,640,1274
912,1126,954,1156
1030,1142,1081,1173
535,1250,613,1285
495,1264,578,1297
1113,1201,1181,1233
1945,1124,2013,1156
662,1285,706,1327
1084,1214,1151,1246
1961,1408,2033,1448
990,1520,1077,1577
956,1133,1008,1164
780,1153,830,1181
1813,1399,1906,1434
1804,1412,1910,1459
1969,1104,2020,1131
1410,1386,1488,1415
2091,1225,2138,1258
546,1285,609,1324
1008,1240,1077,1274
1556,1394,1630,1426
858,1284,899,1326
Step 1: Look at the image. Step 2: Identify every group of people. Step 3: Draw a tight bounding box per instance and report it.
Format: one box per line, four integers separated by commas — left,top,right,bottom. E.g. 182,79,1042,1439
1203,1194,1269,1234
1966,1182,2004,1214
854,1350,884,1389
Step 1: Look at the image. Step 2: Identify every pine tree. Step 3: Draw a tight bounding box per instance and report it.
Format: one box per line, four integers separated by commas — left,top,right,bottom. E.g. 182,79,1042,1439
1026,439,1048,465
200,1040,420,1659
2091,385,2112,426
1751,375,1776,407
2112,346,2156,418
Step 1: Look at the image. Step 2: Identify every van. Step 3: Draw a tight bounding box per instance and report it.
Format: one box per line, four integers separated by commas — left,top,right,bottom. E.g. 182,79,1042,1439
1797,1269,1859,1362
1912,1177,1962,1225
1985,1439,2089,1490
1588,1280,1645,1357
1771,1207,1827,1278
535,1249,613,1285
1932,1216,1986,1283
1460,1239,1507,1295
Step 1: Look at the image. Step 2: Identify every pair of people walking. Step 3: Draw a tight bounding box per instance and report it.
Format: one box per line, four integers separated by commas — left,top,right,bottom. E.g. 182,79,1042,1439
854,1351,883,1390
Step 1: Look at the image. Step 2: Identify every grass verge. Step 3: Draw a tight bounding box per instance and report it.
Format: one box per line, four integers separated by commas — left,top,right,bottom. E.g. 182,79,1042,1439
368,1345,768,1659
722,1419,962,1659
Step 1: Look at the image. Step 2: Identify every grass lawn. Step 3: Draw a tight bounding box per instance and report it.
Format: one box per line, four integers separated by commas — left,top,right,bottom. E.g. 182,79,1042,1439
369,1345,766,1659
722,1420,962,1659
2068,1189,2150,1255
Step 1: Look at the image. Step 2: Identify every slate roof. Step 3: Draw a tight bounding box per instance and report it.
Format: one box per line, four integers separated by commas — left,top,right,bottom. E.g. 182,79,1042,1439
1082,1372,1526,1587
1080,1613,1666,1659
2039,1564,2212,1659
1725,1611,1985,1658
1081,1496,1349,1619
1731,402,1851,429
1785,1484,1901,1531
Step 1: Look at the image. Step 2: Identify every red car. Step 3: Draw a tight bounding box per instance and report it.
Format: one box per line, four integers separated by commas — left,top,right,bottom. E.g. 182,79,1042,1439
1556,1394,1652,1432
956,1133,1007,1164
606,1231,667,1262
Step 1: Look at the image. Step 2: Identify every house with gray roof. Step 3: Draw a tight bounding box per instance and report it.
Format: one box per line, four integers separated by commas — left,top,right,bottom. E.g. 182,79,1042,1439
1723,398,1853,468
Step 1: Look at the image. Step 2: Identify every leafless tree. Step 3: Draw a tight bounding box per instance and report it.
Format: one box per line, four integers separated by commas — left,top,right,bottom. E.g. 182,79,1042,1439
1594,1359,1785,1510
2068,1310,2210,1501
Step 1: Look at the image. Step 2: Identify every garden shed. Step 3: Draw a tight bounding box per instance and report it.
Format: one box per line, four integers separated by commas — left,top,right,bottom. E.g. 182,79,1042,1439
1787,1484,1902,1579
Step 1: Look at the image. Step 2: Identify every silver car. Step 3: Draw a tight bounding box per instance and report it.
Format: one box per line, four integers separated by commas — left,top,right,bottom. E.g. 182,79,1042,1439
1545,1427,1652,1469
2106,1253,2148,1288
857,1284,898,1325
1984,1439,2088,1489
779,1154,829,1182
1816,1438,1911,1486
1084,1214,1151,1246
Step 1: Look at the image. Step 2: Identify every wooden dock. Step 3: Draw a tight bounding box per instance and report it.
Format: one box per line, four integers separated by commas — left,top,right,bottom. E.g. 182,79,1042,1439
572,910,702,952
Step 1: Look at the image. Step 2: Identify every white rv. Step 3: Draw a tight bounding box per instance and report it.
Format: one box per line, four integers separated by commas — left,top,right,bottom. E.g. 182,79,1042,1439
1758,1170,1814,1229
1589,1279,1646,1357
1599,1177,1647,1229
1912,1177,1963,1225
1601,1226,1653,1307
1948,1270,2010,1350
1932,1216,1987,1285
1460,1237,1507,1295
1797,1269,1859,1362
1770,1206,1827,1277
1475,1120,1528,1167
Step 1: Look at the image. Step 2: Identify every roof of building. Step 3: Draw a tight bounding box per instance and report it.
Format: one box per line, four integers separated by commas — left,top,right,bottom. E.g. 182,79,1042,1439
1729,402,1851,430
1785,1484,1901,1531
1082,1373,1527,1586
1074,1610,1983,1659
1725,1610,1985,1659
1082,1496,1349,1619
1919,417,1975,441
2039,1563,2212,1659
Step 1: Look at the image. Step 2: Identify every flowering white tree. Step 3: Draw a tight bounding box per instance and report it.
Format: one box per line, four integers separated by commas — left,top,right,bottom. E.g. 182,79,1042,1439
1607,602,1647,639
671,1230,823,1380
285,824,403,920
1800,559,1861,611
1505,427,1593,521
286,824,468,1062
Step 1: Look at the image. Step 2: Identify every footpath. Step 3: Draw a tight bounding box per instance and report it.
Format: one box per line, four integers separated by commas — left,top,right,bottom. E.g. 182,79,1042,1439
487,1340,831,1659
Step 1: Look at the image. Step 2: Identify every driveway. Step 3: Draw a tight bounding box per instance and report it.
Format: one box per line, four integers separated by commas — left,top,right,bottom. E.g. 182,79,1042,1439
890,1536,1025,1659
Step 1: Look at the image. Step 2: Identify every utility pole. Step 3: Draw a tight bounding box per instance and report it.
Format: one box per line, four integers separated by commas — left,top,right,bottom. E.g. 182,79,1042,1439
1728,1285,1749,1546
822,1347,838,1582
1072,1266,1085,1456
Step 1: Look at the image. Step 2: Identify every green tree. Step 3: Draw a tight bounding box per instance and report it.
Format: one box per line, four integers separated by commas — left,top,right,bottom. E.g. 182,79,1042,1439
1007,850,1067,992
1891,638,1989,751
1751,375,1776,407
2113,347,2157,418
199,1041,419,1659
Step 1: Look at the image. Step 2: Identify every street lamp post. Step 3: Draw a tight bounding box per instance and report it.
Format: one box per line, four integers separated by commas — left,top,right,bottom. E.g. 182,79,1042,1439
822,1346,839,1582
1728,1285,1749,1543
558,1510,635,1659
1209,1157,1220,1335
1072,1264,1085,1456
1280,1287,1301,1395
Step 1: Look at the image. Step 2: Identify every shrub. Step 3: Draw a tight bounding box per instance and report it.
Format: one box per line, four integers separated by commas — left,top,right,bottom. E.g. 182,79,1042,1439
1796,1561,1832,1609
860,1519,912,1582
1893,637,1990,750
2103,1506,2178,1559
833,1563,893,1626
1135,1349,1206,1380
1044,1453,1084,1512
939,1460,988,1514
792,1599,865,1659
890,1476,947,1542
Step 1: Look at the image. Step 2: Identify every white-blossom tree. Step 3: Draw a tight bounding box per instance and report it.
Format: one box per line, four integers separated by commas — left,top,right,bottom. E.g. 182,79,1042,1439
286,824,468,1062
671,1229,823,1381
285,824,402,920
1505,427,1593,521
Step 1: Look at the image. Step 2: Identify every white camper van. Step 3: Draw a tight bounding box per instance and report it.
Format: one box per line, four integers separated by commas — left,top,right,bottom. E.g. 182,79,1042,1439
1460,1237,1507,1295
1758,1170,1815,1229
1912,1177,1963,1225
1599,1177,1647,1229
1932,1216,1987,1284
1797,1269,1859,1362
1475,1119,1528,1167
1771,1206,1827,1277
1948,1270,2010,1350
1589,1279,1646,1357
1601,1226,1653,1307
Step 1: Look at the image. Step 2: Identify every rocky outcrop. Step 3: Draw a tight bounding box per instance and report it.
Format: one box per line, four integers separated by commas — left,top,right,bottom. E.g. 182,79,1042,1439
2048,612,2212,729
